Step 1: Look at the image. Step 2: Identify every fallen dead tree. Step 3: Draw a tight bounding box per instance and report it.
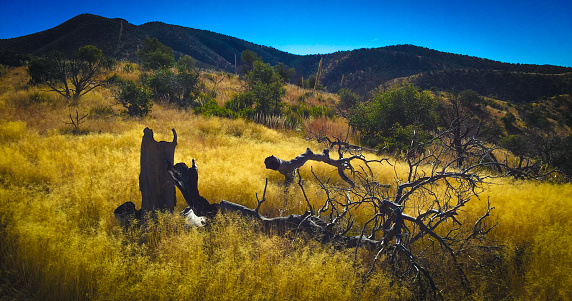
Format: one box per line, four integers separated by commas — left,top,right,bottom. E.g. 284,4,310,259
115,127,497,298
167,160,379,249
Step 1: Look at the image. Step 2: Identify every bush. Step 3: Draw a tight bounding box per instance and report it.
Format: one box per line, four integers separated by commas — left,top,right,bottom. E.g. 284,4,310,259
116,81,153,117
337,88,360,111
194,98,236,118
138,37,174,70
349,84,438,151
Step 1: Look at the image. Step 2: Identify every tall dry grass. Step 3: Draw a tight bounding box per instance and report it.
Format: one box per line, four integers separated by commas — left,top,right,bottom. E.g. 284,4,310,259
0,65,571,300
0,115,406,300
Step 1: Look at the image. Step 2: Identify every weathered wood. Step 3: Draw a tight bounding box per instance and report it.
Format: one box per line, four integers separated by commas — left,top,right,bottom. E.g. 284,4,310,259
139,127,177,215
265,147,386,187
113,201,138,228
168,160,379,249
167,160,218,217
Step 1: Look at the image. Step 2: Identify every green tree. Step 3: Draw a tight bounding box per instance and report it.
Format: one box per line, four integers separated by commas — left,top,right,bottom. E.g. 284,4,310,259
143,67,175,101
138,37,174,70
247,61,285,115
173,55,201,106
337,88,360,111
176,55,196,73
458,89,482,106
226,60,285,116
307,74,323,91
241,50,259,68
28,45,115,100
115,80,153,117
142,55,201,107
274,62,295,83
349,84,438,151
246,60,277,86
501,112,516,126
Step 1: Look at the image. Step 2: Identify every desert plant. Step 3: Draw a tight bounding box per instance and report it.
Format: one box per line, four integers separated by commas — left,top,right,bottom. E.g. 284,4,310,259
27,45,115,101
115,80,153,117
349,84,438,152
62,109,89,135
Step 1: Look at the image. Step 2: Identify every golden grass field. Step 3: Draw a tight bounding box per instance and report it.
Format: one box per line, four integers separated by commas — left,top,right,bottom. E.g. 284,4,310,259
0,66,571,300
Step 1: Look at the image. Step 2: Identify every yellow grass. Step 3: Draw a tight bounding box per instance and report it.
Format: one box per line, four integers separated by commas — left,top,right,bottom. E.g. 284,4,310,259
0,65,571,300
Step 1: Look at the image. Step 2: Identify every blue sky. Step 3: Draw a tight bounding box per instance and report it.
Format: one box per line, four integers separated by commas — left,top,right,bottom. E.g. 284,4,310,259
1,0,571,67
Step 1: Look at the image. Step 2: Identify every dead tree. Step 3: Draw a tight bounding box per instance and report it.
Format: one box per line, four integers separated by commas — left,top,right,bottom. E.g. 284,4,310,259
264,147,386,186
167,160,379,248
115,127,496,298
114,128,178,222
262,132,497,297
139,127,178,214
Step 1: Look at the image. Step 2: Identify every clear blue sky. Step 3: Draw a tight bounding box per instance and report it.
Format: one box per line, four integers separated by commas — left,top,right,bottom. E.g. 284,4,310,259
1,0,571,67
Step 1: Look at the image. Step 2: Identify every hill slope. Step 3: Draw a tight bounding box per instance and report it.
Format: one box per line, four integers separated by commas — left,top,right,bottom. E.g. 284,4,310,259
2,13,572,100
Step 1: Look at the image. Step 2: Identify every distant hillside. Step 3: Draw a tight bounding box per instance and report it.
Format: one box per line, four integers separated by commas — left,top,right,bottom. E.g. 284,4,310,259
407,69,572,103
313,46,572,96
2,13,572,101
0,14,296,71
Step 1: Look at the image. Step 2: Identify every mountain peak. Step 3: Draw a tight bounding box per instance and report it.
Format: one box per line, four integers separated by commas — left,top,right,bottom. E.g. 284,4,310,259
1,14,571,99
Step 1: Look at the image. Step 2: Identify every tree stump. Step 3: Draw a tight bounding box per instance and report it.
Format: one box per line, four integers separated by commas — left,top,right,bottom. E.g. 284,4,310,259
139,127,177,215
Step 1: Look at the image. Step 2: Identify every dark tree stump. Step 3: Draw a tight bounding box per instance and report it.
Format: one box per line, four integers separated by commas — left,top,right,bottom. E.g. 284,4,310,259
139,127,177,215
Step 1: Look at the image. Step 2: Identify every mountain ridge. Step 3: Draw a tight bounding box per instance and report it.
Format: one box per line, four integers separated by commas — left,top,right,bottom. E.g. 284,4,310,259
2,13,571,101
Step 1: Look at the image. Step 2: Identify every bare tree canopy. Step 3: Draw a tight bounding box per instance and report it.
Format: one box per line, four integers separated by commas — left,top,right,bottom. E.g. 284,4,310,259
115,127,499,298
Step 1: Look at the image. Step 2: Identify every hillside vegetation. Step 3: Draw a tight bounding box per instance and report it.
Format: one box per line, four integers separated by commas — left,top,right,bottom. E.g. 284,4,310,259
0,58,571,300
2,14,572,100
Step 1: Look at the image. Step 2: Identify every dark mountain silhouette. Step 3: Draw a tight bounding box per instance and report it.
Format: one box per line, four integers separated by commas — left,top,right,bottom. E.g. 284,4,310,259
1,13,571,101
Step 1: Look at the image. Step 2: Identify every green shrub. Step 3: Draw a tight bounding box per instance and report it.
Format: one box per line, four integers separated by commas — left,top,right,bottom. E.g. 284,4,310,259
116,81,153,117
309,105,333,118
349,84,438,152
194,95,236,118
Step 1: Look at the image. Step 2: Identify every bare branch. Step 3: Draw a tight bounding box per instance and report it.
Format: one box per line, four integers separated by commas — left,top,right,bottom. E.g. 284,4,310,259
255,178,268,214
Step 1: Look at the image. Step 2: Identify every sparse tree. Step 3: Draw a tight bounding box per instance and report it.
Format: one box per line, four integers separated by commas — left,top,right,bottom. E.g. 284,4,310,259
274,62,295,83
28,45,115,101
138,37,174,70
438,92,485,167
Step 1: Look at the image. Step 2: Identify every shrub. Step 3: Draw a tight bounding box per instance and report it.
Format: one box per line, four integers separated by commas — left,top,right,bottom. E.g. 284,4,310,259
116,81,153,117
337,88,360,111
138,37,174,70
0,64,7,77
193,94,236,118
309,105,333,118
349,84,438,151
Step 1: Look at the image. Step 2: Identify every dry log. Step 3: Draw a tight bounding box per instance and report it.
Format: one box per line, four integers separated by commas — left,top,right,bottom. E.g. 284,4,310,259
168,160,379,249
167,160,219,217
265,148,357,186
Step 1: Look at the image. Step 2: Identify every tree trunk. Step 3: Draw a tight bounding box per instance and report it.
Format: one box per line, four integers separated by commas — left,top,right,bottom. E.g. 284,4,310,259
167,161,379,249
139,127,177,215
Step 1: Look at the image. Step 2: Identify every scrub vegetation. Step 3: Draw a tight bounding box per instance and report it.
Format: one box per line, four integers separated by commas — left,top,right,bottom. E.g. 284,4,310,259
0,57,571,301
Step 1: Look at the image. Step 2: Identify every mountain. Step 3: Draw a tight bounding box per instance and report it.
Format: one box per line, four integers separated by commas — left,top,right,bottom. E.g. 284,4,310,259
0,14,296,71
2,14,571,101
